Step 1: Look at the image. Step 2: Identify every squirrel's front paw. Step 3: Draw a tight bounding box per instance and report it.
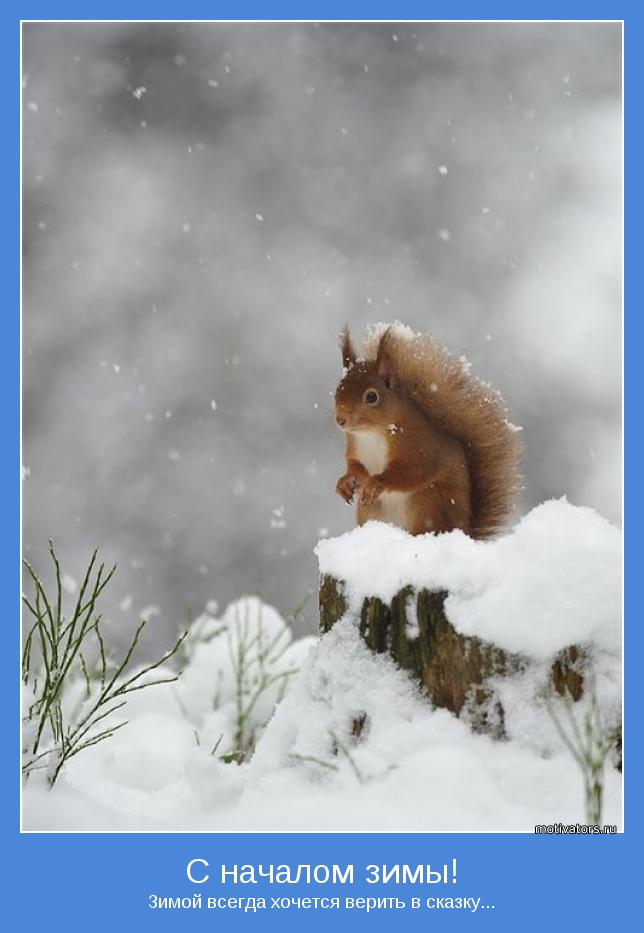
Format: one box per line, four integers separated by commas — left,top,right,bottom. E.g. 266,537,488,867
336,474,359,504
359,476,385,506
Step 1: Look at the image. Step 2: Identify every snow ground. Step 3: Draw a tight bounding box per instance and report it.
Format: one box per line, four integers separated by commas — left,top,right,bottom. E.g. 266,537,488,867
23,500,622,832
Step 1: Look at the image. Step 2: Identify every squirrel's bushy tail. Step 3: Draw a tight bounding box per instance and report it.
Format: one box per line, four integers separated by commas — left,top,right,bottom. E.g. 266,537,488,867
364,322,522,539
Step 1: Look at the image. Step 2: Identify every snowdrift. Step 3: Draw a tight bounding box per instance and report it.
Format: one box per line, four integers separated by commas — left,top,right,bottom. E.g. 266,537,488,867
23,500,622,832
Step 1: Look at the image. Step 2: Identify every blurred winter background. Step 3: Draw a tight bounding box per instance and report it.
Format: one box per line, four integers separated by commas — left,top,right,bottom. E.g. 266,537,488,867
22,22,622,652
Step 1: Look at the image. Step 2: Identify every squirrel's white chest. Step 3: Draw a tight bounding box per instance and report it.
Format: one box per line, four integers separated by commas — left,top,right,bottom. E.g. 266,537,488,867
353,430,411,529
352,431,389,475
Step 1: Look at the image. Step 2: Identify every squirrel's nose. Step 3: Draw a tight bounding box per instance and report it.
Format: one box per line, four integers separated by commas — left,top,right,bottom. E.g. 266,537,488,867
336,416,347,427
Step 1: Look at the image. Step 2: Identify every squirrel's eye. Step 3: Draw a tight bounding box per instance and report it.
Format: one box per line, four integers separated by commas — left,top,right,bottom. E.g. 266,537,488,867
364,389,379,405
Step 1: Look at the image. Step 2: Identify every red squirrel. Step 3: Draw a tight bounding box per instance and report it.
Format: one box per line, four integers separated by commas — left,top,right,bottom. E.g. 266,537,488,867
334,323,521,538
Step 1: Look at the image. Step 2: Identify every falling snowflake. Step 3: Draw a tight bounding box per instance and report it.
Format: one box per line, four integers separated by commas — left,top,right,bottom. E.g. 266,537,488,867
270,506,287,530
62,574,77,595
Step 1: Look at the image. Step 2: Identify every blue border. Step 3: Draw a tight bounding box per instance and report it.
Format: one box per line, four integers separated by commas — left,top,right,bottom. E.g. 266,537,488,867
7,7,636,931
4,3,633,19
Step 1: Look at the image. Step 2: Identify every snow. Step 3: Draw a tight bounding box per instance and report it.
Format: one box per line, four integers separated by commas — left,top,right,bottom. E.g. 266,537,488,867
315,499,620,660
245,620,621,832
270,505,286,529
61,574,77,595
139,604,160,620
23,503,621,833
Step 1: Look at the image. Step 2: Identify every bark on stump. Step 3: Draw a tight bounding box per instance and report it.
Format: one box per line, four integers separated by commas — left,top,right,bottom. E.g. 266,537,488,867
319,574,586,740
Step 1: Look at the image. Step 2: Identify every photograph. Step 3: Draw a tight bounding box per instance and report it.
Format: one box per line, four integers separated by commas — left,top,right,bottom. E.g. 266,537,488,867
21,20,622,835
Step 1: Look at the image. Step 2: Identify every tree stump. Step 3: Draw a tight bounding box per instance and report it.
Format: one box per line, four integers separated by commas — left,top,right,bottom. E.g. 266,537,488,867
319,574,586,740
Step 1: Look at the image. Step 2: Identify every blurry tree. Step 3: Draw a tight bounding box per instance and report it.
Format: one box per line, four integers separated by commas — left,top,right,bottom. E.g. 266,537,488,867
23,23,621,651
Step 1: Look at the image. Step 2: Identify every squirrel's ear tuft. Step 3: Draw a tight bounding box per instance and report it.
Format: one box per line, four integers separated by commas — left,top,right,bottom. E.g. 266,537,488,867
375,327,397,390
339,326,357,369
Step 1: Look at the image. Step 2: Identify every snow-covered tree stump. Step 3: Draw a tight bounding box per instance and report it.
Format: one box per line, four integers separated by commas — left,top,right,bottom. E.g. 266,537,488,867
319,575,586,740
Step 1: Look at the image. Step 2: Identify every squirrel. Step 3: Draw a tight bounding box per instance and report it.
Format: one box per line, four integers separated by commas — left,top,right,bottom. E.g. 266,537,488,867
334,322,521,538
